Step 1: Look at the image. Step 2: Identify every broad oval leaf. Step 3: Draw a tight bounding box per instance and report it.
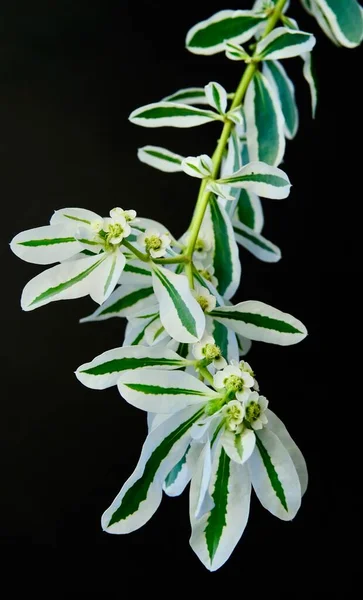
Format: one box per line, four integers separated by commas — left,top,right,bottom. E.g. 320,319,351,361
263,60,299,139
102,405,205,533
255,27,316,60
248,428,302,520
118,369,218,413
189,444,251,571
76,346,186,390
233,221,281,263
152,265,205,343
129,102,221,128
244,71,286,166
218,161,291,200
209,300,307,346
137,145,184,172
314,0,363,48
10,224,82,265
186,10,266,55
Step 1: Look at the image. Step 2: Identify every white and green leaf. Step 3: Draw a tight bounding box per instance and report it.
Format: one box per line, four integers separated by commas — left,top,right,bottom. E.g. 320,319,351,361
225,41,250,61
212,319,239,363
76,346,186,390
189,444,251,571
266,409,308,495
244,71,286,166
221,427,256,465
218,161,291,199
10,224,82,265
162,87,208,105
118,369,218,413
50,207,101,227
186,9,267,55
209,300,307,346
248,428,301,520
205,81,227,114
234,188,264,233
236,334,252,357
233,220,281,263
163,442,202,497
255,27,316,60
119,260,153,285
137,145,184,172
302,52,318,118
152,265,205,343
102,405,205,533
182,154,213,179
129,102,222,128
263,60,299,139
85,250,126,304
314,0,363,48
80,284,155,322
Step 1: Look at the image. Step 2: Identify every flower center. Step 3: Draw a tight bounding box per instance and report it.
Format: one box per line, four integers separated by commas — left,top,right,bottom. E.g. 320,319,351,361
195,238,206,253
203,343,221,360
199,269,212,282
145,235,162,251
196,295,209,311
245,401,261,423
224,374,244,392
108,223,123,240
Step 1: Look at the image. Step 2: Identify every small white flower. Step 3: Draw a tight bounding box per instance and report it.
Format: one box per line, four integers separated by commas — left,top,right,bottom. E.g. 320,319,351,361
239,359,259,390
138,229,171,258
192,283,216,313
213,363,254,402
110,206,137,222
223,399,245,432
194,261,218,288
244,391,268,430
193,333,227,370
193,231,213,261
103,209,132,245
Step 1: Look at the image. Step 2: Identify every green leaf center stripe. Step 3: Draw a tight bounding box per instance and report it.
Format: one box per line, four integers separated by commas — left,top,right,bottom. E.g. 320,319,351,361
108,408,204,526
144,149,182,165
29,257,105,306
210,310,303,334
260,32,311,57
266,62,296,134
237,191,255,228
204,448,231,562
78,238,101,246
221,173,287,187
154,269,198,337
125,383,208,396
104,256,117,295
124,263,151,277
131,316,158,346
254,74,279,165
324,0,363,44
210,198,233,296
213,321,229,360
233,225,275,253
255,434,288,511
189,15,265,48
19,237,76,247
100,287,154,316
165,445,190,488
64,214,91,224
136,106,215,120
82,356,185,376
167,90,205,101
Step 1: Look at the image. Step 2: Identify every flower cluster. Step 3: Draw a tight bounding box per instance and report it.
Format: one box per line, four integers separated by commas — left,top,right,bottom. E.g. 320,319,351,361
10,0,362,572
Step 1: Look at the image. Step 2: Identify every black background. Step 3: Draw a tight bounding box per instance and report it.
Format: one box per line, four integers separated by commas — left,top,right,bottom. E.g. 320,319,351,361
1,0,358,591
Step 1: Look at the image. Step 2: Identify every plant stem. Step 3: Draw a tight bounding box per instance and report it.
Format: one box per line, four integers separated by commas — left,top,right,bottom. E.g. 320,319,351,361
184,0,288,285
198,366,215,386
123,239,189,265
122,239,149,261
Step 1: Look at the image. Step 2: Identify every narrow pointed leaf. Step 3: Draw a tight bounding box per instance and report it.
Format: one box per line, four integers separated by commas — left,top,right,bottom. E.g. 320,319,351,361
302,52,318,118
80,285,155,322
218,161,291,199
10,224,82,265
102,405,205,533
137,145,184,172
164,443,202,497
209,300,307,346
234,188,264,233
182,154,213,178
129,102,221,128
89,251,126,305
123,315,159,347
205,82,227,114
255,27,316,60
248,428,301,520
152,265,205,343
118,369,218,413
190,444,251,571
244,71,286,166
314,0,363,48
163,87,208,105
233,221,281,263
76,346,186,390
266,409,308,495
21,253,108,311
263,60,299,139
186,10,266,55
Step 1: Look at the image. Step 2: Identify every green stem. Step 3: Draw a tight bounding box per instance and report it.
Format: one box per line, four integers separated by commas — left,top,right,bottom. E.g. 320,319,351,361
122,239,149,262
198,366,215,386
123,239,189,265
184,0,288,281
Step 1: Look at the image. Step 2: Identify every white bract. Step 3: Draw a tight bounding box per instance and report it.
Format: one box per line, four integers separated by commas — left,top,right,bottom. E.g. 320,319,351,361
11,0,358,573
